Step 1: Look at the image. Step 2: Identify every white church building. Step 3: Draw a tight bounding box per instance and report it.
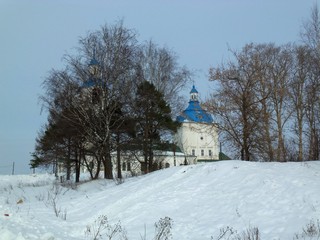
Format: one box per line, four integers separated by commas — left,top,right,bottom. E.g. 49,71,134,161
175,85,220,163
112,85,222,175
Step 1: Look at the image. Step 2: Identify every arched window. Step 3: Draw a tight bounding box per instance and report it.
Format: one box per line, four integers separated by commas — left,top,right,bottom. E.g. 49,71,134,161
127,162,131,172
122,162,126,171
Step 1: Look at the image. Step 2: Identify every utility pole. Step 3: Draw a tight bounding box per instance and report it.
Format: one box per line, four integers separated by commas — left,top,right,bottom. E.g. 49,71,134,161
12,162,15,175
173,144,176,166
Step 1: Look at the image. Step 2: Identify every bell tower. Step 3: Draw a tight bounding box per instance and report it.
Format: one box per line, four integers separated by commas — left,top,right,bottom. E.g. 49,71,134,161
190,85,199,102
175,85,219,163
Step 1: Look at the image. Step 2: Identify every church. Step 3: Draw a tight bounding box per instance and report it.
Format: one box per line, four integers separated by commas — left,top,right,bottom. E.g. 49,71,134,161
116,84,221,174
84,54,221,168
57,83,223,177
175,85,220,163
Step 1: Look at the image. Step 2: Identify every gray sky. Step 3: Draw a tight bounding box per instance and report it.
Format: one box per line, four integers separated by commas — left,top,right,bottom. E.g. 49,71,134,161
0,0,317,174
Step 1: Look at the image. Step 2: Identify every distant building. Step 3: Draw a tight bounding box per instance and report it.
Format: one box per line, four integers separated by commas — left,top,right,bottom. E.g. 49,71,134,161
175,85,220,162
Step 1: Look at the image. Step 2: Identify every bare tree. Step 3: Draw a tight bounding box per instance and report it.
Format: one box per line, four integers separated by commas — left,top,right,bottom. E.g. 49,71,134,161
207,43,293,161
208,44,265,160
300,3,320,160
205,5,320,162
69,21,139,179
268,44,293,161
39,21,139,179
38,20,191,179
248,44,275,161
289,45,311,161
137,40,192,115
300,3,320,56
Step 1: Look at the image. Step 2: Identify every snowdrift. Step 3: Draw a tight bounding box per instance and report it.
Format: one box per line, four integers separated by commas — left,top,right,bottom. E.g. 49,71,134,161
0,160,319,239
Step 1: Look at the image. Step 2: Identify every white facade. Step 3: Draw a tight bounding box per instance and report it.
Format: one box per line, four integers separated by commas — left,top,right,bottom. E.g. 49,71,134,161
112,151,196,176
175,122,219,161
175,85,219,162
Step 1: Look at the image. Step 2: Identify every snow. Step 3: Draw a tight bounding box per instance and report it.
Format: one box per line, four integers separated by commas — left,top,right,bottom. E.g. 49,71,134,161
0,160,320,239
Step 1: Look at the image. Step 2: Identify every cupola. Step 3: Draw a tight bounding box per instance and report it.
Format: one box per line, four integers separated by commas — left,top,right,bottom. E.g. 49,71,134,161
176,85,213,124
190,85,199,102
89,57,99,77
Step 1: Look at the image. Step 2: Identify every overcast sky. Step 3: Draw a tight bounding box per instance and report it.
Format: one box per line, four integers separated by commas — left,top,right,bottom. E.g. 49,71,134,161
0,0,317,174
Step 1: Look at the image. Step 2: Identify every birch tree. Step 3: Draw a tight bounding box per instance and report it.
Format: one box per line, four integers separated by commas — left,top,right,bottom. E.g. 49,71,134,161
300,3,320,160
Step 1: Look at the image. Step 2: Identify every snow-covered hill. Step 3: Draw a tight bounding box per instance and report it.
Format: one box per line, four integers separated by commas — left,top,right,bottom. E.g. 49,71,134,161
0,160,320,240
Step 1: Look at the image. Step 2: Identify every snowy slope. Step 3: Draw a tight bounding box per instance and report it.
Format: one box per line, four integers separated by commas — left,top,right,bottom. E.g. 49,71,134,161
0,160,320,240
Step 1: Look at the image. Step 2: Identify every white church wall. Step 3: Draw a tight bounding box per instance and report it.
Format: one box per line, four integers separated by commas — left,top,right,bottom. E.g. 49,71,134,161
176,122,219,161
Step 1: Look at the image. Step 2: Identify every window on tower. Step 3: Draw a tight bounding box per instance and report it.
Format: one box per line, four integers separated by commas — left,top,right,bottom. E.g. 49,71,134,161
192,149,195,156
201,149,204,156
209,150,212,157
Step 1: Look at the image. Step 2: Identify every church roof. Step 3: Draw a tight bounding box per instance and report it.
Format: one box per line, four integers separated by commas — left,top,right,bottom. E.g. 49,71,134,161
89,57,99,67
82,79,96,88
177,85,213,124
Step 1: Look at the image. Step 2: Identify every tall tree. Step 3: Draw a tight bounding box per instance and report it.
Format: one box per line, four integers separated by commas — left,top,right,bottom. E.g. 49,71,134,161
71,21,139,179
208,44,265,160
134,81,177,173
208,43,294,161
289,45,311,161
35,68,86,181
137,41,191,115
268,44,293,161
300,3,320,160
40,21,139,179
32,108,84,182
37,21,190,178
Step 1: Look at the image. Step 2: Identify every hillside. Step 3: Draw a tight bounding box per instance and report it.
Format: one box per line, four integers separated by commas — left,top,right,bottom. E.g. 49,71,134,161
1,160,320,239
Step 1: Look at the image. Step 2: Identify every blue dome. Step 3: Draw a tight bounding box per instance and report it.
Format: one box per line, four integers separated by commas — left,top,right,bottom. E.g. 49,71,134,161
177,85,213,123
89,58,99,66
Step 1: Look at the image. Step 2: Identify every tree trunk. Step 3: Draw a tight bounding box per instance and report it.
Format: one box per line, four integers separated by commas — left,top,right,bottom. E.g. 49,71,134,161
261,99,274,161
66,138,71,181
103,145,113,179
116,133,122,179
94,154,101,179
242,96,250,161
75,148,81,183
297,96,304,161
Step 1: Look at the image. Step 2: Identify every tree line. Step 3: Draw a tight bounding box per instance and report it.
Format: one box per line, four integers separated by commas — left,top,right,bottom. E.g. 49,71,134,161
30,21,191,182
31,6,320,180
206,5,320,161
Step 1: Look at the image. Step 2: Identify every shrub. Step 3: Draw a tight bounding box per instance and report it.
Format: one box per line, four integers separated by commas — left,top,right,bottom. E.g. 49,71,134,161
154,217,173,240
85,216,173,240
45,183,67,220
294,219,320,240
213,226,260,240
85,215,127,240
